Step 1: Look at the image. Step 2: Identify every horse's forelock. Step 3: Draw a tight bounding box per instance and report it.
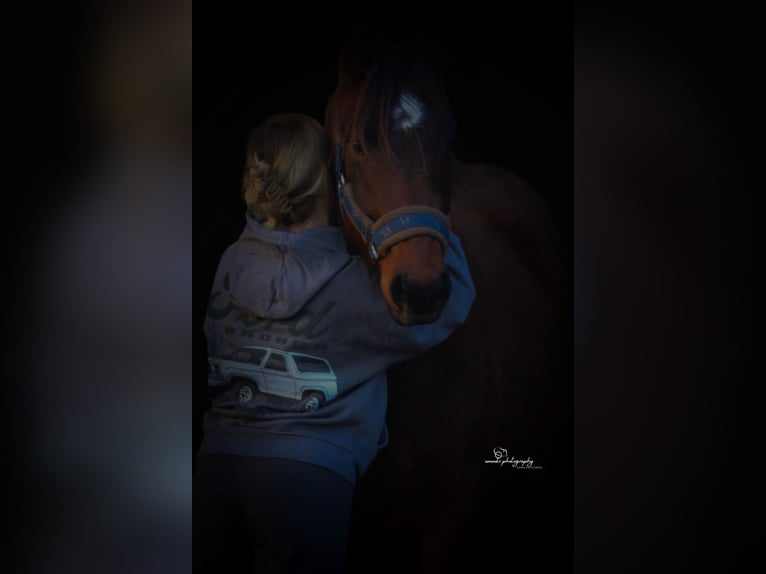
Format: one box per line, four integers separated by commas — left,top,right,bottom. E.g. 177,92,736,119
347,44,454,171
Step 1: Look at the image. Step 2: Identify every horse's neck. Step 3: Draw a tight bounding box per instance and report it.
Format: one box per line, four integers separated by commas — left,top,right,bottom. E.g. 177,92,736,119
449,157,550,233
448,154,565,341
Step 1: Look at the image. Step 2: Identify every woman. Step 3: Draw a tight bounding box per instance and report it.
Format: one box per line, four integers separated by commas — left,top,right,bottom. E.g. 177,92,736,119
193,112,474,573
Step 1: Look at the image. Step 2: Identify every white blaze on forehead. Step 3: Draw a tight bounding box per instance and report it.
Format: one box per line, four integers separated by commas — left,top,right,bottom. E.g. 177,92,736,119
392,92,425,131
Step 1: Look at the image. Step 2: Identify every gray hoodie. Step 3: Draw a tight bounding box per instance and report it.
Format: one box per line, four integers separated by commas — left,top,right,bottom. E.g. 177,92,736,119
199,212,475,485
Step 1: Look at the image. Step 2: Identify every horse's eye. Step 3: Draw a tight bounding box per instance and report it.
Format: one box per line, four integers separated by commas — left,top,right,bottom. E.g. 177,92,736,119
351,141,365,156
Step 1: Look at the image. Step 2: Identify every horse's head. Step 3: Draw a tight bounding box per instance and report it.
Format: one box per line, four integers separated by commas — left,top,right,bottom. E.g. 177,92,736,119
325,40,456,325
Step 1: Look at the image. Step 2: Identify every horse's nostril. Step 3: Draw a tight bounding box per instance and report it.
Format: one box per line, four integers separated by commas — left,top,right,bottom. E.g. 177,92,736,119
390,274,408,309
390,272,451,314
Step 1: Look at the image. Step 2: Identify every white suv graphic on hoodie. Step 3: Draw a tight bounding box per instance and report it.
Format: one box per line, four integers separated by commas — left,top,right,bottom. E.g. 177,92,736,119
208,346,338,412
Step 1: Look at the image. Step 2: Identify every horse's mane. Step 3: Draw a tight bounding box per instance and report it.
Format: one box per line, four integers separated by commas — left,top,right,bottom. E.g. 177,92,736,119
346,41,456,177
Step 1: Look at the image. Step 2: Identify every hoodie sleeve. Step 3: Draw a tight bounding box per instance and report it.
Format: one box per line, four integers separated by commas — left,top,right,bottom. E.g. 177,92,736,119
380,232,476,363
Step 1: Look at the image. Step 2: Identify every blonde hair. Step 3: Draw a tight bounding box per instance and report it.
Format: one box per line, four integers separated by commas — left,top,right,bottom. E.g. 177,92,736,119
242,113,330,228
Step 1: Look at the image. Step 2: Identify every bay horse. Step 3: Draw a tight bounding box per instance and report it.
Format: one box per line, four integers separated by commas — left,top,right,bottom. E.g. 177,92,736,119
325,39,569,572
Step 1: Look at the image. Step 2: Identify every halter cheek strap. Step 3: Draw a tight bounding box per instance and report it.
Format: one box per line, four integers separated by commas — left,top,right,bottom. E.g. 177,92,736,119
335,144,450,263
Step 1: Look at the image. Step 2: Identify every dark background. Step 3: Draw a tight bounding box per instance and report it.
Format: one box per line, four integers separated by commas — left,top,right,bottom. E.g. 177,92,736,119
574,7,766,573
195,9,573,571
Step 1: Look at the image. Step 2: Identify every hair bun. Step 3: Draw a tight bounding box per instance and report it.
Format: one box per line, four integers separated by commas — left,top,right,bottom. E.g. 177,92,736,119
242,113,327,228
250,156,294,215
249,157,272,189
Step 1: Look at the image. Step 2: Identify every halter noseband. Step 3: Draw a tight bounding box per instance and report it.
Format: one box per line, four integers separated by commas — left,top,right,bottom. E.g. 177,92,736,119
335,144,450,263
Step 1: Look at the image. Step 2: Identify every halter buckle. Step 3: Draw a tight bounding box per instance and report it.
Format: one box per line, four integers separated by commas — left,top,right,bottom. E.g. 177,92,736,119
368,242,379,263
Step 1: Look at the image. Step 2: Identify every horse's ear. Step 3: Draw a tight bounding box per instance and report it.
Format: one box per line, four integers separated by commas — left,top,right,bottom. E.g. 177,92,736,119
337,35,375,86
337,51,364,87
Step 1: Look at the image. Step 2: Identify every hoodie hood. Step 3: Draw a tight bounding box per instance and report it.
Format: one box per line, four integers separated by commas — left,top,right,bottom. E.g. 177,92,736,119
226,213,353,320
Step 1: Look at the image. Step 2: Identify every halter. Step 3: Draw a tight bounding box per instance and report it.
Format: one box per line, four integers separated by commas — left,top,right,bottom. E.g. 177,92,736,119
335,144,450,263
